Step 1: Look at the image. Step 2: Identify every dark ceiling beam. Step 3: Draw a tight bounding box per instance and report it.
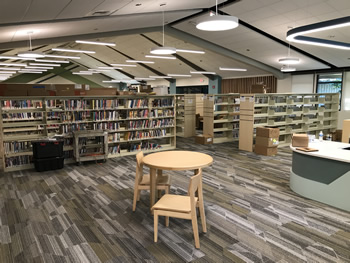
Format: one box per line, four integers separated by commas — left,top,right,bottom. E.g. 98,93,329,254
140,34,215,80
291,66,350,75
107,46,175,84
164,26,284,79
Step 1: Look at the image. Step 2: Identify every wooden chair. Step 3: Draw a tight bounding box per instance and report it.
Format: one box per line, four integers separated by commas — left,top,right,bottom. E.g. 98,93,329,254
152,169,206,249
132,151,171,211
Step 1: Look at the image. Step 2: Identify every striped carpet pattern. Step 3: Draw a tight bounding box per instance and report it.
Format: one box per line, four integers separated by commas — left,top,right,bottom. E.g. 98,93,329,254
0,137,349,262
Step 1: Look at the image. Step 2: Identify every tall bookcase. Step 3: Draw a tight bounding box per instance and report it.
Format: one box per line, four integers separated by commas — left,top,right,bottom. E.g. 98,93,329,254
176,94,196,137
239,93,339,151
0,95,176,172
203,93,240,143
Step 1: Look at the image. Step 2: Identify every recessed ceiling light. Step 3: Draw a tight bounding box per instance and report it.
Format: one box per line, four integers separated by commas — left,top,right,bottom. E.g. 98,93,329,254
190,71,216,75
52,48,95,54
75,40,116,46
176,49,205,54
44,54,80,59
219,67,247,71
110,64,137,67
30,63,60,67
145,55,176,60
126,60,155,64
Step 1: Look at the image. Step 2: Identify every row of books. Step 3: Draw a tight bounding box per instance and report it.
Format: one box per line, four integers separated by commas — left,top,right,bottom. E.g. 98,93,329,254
92,122,120,131
5,156,31,168
152,98,174,107
108,145,120,154
149,109,174,118
92,99,119,109
46,100,57,108
78,137,104,145
127,99,148,109
124,129,167,140
91,111,120,121
108,133,120,142
129,142,162,152
2,100,43,109
64,99,88,110
61,124,88,133
2,112,43,120
3,141,32,154
127,109,149,119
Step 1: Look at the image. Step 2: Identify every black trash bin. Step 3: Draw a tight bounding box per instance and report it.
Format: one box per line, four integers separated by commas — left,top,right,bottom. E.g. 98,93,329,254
32,140,64,172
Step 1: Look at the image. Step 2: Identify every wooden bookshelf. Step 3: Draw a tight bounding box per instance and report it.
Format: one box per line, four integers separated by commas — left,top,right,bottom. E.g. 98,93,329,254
0,95,176,171
239,93,339,151
176,94,196,137
203,93,240,143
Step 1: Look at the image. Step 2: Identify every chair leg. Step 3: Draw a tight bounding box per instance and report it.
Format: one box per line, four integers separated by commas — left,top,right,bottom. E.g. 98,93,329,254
165,185,170,194
137,190,141,201
191,214,200,249
157,189,162,198
198,201,207,233
165,216,169,227
132,187,138,212
154,211,159,243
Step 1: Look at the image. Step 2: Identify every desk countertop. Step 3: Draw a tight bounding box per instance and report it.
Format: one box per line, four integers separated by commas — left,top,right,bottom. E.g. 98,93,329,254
290,140,350,163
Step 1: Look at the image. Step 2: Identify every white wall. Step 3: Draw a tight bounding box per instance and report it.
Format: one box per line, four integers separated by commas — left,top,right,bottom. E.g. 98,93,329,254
277,75,292,93
176,77,208,87
338,71,350,128
291,74,314,93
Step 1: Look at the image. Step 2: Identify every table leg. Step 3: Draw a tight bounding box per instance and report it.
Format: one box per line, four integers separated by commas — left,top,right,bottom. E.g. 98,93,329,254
157,169,163,198
150,168,157,210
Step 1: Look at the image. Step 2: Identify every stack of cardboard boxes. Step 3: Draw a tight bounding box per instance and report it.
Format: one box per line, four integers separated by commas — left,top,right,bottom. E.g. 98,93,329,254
254,127,279,156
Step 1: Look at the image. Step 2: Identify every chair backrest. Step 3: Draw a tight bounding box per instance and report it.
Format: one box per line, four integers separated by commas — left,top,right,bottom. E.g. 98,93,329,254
188,169,203,209
135,151,144,184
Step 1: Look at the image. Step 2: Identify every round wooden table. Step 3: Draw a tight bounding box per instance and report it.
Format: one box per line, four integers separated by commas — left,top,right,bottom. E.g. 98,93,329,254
143,150,213,208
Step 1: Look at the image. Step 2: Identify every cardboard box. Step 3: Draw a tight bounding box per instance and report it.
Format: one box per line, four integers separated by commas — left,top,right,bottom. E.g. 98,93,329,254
195,134,213,144
117,91,135,95
256,127,280,138
27,85,48,96
254,145,278,156
255,136,279,147
86,88,117,96
292,133,309,147
3,84,28,96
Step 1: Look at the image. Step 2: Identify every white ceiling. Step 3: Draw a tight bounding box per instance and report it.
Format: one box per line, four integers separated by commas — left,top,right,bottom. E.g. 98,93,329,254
0,0,349,86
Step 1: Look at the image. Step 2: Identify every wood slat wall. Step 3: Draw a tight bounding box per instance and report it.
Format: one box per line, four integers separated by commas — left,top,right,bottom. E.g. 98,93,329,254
222,76,277,94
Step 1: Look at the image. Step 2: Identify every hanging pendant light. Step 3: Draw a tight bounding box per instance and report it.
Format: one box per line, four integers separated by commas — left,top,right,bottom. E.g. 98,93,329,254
18,32,45,58
196,0,239,31
150,4,177,55
278,42,300,65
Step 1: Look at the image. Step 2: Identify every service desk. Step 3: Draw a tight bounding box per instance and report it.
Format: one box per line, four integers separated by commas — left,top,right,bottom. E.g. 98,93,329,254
290,141,350,212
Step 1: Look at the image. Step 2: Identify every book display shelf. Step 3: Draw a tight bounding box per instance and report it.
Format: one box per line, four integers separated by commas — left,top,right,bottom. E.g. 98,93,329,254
239,93,339,151
0,95,176,172
203,93,240,143
176,94,196,137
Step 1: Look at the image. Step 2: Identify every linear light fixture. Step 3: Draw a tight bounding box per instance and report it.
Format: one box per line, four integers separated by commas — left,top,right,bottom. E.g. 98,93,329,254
126,60,154,64
20,68,47,72
286,16,350,49
0,55,35,60
26,66,53,69
103,80,121,83
88,69,111,72
176,49,205,54
134,77,156,81
145,55,176,60
18,71,43,74
0,67,20,71
52,48,95,54
97,67,123,70
196,1,239,31
149,75,173,79
0,71,16,74
110,64,137,67
219,67,247,71
190,71,216,75
30,63,60,67
35,59,70,63
0,63,27,66
73,72,93,75
75,40,116,46
44,54,80,59
167,74,192,77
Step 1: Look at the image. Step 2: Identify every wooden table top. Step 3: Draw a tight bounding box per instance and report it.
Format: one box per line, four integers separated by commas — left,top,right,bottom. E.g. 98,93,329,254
143,150,213,171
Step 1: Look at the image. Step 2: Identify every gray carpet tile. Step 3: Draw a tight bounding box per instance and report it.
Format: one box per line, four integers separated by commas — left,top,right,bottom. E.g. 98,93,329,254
0,137,349,262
